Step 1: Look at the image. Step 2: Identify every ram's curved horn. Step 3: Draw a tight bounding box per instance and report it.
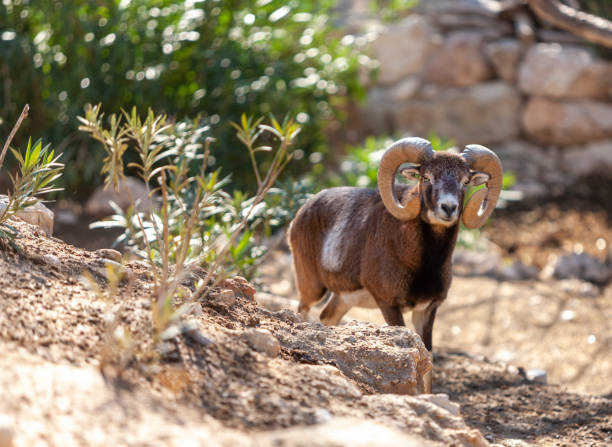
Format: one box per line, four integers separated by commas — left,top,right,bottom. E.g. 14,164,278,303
461,145,503,229
378,138,434,221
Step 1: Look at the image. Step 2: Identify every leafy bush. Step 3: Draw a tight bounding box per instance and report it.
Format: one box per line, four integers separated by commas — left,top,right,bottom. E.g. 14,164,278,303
81,103,298,284
1,0,372,193
0,105,64,248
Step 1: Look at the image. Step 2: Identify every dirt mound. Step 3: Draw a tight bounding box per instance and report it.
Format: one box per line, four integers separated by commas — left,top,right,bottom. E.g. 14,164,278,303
0,218,484,447
0,217,610,446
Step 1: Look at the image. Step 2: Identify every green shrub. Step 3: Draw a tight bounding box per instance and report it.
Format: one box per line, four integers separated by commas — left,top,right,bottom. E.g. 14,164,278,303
81,104,299,280
1,0,371,193
0,105,64,249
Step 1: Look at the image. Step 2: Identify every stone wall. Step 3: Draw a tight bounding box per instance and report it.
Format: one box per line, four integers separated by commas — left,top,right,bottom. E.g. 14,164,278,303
355,0,612,203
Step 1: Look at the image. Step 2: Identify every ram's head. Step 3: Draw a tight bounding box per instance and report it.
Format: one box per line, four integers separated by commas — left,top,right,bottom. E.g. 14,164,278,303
377,137,502,229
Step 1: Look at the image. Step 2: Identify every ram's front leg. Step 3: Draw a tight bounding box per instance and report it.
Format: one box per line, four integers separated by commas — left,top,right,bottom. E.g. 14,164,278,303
412,303,438,394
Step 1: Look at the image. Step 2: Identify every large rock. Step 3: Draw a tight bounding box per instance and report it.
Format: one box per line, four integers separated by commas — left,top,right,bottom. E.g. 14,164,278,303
518,44,611,99
414,0,500,16
562,140,612,179
484,38,522,83
272,320,432,395
427,32,494,87
392,81,521,145
373,15,440,85
553,253,611,285
493,140,566,201
361,87,396,135
259,417,431,447
85,176,154,217
522,97,612,146
0,195,54,236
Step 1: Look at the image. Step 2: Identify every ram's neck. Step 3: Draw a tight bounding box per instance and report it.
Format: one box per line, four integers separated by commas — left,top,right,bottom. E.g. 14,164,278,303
390,218,459,272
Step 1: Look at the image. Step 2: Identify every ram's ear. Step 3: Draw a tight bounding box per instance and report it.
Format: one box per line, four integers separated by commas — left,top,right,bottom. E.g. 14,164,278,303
399,167,421,179
468,171,490,186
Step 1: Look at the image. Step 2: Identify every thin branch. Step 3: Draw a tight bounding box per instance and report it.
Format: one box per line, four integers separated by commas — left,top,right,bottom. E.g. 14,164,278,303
0,104,29,170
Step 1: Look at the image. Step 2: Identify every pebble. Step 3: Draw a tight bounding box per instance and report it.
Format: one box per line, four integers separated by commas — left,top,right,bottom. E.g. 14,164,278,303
243,328,281,357
526,368,547,384
42,253,61,267
88,260,132,282
273,309,300,323
181,320,214,347
421,393,461,417
215,289,236,306
312,408,333,423
218,276,256,300
185,329,214,347
95,248,122,262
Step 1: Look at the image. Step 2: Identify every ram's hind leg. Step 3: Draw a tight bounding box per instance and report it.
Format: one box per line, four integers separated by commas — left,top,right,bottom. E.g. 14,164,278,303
295,279,327,317
292,259,327,318
319,293,352,326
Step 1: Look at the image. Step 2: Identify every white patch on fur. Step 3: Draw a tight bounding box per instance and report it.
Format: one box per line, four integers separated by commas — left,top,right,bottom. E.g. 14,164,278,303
321,211,350,272
339,289,378,308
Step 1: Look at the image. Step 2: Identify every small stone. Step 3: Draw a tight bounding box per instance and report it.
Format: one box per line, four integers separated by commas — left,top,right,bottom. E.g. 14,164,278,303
0,195,54,236
421,393,461,417
526,368,547,384
95,248,122,262
506,365,520,375
156,341,180,361
42,253,61,267
273,309,301,323
243,328,281,357
88,260,132,282
181,320,214,347
215,289,236,306
218,276,256,300
312,408,333,424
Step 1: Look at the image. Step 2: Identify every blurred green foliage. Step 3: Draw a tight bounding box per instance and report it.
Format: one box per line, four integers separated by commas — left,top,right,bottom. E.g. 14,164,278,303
0,0,373,194
316,133,456,190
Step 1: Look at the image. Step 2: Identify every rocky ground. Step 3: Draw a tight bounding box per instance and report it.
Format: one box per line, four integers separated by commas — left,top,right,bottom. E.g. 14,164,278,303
1,205,611,446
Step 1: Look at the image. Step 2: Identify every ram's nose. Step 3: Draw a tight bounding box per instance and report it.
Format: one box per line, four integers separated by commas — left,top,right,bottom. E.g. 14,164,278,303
440,201,458,218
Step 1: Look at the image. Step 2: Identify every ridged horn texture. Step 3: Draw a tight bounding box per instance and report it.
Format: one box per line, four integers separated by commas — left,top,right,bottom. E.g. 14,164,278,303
461,144,503,229
377,137,434,221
